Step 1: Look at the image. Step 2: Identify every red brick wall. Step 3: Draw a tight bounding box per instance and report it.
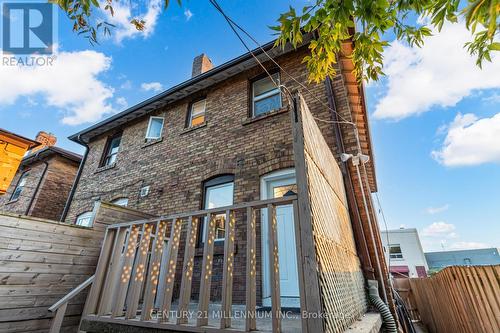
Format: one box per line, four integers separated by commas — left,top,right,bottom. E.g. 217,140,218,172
64,46,349,304
0,156,79,221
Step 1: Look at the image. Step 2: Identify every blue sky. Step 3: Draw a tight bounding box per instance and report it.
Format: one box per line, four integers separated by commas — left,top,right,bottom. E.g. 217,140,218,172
1,0,498,252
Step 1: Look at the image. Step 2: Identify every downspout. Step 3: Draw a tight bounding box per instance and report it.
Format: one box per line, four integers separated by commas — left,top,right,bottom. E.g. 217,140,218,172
60,134,89,222
26,150,49,216
324,77,374,279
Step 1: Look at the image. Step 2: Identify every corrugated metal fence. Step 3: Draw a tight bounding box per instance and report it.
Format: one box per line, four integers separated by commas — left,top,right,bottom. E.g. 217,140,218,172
408,265,499,333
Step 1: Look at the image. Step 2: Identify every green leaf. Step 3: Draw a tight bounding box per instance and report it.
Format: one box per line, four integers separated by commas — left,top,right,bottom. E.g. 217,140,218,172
488,42,500,51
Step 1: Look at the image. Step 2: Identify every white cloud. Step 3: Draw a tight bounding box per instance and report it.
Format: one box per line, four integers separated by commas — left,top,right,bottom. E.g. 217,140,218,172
103,0,162,43
184,9,193,21
374,22,500,120
432,112,500,166
0,51,114,125
448,241,490,250
426,204,449,214
421,221,456,238
116,97,128,109
141,81,163,92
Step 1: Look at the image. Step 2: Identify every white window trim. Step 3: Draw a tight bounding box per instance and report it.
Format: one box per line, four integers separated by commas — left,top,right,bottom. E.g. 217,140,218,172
145,116,164,139
389,244,404,259
189,99,206,127
76,211,94,227
252,73,282,117
202,181,234,243
112,198,129,207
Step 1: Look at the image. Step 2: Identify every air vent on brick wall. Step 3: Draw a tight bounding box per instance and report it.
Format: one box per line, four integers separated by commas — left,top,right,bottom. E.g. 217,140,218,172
140,186,150,197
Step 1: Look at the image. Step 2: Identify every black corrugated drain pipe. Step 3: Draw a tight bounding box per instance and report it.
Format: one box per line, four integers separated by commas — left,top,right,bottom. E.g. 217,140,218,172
368,280,397,332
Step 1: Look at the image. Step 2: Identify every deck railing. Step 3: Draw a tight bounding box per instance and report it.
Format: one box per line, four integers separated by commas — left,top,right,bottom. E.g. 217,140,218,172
83,195,298,332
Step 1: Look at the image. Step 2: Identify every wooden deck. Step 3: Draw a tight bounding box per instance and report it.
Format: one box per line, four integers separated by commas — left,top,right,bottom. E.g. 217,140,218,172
82,303,302,333
81,196,300,333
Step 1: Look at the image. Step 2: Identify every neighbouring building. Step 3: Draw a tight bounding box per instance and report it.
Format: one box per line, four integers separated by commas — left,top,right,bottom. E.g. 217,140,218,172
62,34,393,323
0,128,40,195
425,248,500,272
381,228,428,278
0,132,82,221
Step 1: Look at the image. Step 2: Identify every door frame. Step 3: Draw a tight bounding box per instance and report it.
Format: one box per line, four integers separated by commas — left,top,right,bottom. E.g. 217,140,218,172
260,168,300,308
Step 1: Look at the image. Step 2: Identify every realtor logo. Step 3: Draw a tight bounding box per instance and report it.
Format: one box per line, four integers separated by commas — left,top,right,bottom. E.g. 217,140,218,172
2,2,55,54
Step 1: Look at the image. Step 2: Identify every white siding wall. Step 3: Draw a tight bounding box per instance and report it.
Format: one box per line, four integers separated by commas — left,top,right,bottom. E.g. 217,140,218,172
380,228,429,278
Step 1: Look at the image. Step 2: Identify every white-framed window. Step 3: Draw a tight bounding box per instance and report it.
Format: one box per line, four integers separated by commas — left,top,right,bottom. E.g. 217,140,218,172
252,72,282,117
389,244,403,259
188,99,206,127
201,175,234,242
112,197,129,207
76,211,94,227
145,116,164,139
10,172,29,201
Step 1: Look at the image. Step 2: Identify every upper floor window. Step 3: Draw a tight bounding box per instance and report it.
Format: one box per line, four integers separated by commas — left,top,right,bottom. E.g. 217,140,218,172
145,116,164,140
188,99,206,127
101,133,122,167
389,244,403,259
112,197,129,207
76,211,93,227
10,172,29,201
202,175,234,243
252,72,282,117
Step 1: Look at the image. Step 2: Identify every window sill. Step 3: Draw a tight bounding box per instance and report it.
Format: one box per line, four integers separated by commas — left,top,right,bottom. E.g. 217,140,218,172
242,106,289,126
95,163,116,174
6,198,19,205
181,121,207,135
194,243,238,256
142,137,163,148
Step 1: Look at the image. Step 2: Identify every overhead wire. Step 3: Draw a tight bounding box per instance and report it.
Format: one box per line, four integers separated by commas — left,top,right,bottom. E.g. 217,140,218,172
208,0,397,299
208,0,357,128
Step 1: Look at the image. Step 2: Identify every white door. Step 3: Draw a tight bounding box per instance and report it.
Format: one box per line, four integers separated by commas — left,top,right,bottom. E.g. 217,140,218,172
261,169,300,308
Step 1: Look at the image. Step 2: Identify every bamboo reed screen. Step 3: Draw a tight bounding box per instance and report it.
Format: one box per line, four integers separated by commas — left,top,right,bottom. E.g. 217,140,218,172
298,96,367,332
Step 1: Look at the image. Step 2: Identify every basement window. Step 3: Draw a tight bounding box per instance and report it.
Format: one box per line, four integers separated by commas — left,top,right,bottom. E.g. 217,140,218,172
252,72,282,117
76,211,93,227
145,116,164,140
10,171,29,201
188,99,206,127
112,197,129,207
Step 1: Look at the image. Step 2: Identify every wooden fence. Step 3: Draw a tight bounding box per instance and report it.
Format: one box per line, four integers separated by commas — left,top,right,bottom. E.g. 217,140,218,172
292,93,366,333
0,203,153,332
393,278,420,321
408,265,500,333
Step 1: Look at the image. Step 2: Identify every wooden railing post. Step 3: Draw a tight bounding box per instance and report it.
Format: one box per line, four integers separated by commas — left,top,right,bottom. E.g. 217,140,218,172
157,218,183,322
111,224,141,317
141,220,168,320
126,223,154,319
267,204,282,333
245,207,257,332
49,302,67,333
84,229,116,315
220,210,236,329
177,216,199,325
97,226,128,315
197,213,216,327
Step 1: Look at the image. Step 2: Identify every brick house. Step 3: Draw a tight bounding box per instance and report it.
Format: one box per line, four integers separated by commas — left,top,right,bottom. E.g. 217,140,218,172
0,132,82,221
62,35,392,327
0,128,40,194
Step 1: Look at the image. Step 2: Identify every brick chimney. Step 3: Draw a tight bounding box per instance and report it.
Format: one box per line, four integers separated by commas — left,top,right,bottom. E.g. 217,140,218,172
192,54,213,77
32,131,56,152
